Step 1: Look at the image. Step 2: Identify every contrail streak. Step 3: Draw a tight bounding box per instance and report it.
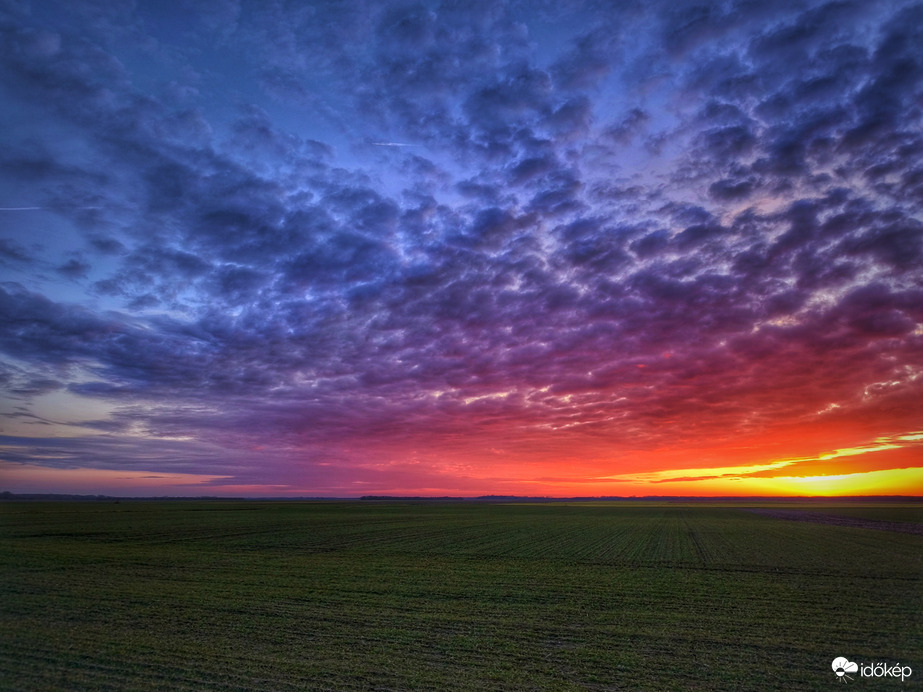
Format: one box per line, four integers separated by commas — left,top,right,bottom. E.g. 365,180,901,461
0,206,104,211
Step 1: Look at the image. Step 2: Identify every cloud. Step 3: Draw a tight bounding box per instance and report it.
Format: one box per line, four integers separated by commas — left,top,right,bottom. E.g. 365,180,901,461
0,238,34,264
56,258,91,280
0,0,920,493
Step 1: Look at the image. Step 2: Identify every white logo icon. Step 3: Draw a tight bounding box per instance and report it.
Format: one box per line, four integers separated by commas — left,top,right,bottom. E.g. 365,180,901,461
832,657,858,683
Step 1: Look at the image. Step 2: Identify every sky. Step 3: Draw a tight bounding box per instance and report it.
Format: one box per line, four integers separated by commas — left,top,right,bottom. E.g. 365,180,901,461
0,0,921,497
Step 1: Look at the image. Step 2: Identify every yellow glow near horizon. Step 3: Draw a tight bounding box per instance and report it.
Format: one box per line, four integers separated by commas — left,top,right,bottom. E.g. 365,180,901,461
597,459,798,483
814,443,900,460
621,466,923,497
727,467,923,496
600,434,922,489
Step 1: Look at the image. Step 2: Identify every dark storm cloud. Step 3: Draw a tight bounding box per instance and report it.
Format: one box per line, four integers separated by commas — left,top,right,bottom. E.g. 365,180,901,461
0,0,920,488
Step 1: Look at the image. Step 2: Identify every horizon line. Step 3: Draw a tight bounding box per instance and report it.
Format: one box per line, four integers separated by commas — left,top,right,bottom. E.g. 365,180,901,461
2,491,921,502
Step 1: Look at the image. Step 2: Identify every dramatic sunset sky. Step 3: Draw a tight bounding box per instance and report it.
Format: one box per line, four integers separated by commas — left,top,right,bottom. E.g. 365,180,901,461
1,0,921,497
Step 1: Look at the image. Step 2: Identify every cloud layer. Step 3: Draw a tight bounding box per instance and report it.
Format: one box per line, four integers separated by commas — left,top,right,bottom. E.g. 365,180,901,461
1,0,921,495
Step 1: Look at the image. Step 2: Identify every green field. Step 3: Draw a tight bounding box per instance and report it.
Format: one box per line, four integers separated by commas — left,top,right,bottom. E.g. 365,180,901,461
1,501,920,690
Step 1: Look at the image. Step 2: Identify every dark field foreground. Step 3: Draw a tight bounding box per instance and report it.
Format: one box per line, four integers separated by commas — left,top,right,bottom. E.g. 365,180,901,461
1,501,920,691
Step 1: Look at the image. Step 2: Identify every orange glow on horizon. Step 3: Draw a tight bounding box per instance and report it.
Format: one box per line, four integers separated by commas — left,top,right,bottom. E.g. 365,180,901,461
2,432,920,498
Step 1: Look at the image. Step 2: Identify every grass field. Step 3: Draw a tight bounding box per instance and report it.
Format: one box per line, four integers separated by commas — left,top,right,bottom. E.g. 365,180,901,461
1,500,920,690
